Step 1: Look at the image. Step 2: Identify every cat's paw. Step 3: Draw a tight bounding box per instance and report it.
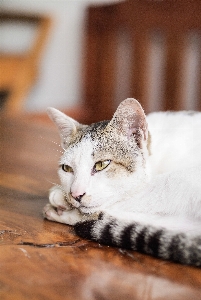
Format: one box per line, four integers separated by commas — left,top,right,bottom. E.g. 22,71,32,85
43,203,82,225
49,186,71,211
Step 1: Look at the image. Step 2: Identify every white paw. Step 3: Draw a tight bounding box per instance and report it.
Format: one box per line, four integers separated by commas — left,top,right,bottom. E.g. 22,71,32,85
43,203,82,225
49,186,71,211
43,203,56,220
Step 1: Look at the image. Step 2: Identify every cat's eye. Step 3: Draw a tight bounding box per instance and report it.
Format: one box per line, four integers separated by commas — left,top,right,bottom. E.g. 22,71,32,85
62,164,73,173
94,160,111,172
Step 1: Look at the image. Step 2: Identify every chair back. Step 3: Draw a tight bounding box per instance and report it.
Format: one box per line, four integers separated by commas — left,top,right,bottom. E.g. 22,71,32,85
83,0,201,122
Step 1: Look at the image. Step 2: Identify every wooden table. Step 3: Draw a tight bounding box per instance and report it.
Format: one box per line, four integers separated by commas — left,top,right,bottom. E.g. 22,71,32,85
1,115,201,300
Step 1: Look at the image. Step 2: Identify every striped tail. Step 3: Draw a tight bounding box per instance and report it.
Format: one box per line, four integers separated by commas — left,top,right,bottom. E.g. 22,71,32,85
74,213,201,267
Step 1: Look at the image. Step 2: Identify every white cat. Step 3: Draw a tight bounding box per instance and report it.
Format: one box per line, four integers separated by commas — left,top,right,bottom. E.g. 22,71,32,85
43,98,201,266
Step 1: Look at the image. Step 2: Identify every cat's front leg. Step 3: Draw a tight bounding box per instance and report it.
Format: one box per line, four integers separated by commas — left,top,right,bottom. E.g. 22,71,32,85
43,203,82,225
48,185,71,212
43,186,83,225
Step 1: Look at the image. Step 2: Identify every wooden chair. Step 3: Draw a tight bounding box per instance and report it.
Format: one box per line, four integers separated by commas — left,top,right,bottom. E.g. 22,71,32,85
0,12,51,115
83,0,201,123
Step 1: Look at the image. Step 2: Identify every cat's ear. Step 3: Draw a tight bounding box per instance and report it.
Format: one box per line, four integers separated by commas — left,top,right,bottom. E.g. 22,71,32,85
47,107,81,148
109,98,148,147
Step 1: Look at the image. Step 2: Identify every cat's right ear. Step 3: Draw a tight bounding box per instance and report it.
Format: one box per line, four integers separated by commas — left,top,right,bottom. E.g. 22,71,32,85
47,107,81,148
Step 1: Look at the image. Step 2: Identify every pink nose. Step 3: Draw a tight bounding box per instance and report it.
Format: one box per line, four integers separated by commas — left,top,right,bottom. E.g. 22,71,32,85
70,191,85,203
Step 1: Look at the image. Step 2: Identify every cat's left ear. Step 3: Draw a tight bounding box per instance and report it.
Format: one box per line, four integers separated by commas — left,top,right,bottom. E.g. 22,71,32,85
47,107,82,148
108,98,148,147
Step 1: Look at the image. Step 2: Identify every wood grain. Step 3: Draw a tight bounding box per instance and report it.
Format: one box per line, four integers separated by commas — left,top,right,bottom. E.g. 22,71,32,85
0,116,201,300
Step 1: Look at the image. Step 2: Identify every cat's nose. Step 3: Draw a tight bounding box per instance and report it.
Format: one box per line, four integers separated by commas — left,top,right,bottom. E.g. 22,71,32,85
71,192,85,203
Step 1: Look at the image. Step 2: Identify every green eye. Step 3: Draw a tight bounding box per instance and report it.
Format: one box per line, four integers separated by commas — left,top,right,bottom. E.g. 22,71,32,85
62,164,73,173
94,160,111,172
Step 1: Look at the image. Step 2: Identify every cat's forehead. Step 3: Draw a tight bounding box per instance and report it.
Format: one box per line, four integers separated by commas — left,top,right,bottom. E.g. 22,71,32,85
67,120,110,147
62,119,139,171
62,120,109,156
82,120,110,139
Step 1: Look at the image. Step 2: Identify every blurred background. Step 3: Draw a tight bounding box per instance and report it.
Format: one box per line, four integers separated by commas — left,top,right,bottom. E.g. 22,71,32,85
0,0,119,115
1,0,201,123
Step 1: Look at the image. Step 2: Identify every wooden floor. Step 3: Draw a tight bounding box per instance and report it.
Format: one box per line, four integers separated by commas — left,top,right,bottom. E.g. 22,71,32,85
1,115,201,300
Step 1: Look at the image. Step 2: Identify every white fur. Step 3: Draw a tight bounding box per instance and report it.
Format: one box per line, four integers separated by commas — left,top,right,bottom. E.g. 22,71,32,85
147,111,201,173
44,100,201,237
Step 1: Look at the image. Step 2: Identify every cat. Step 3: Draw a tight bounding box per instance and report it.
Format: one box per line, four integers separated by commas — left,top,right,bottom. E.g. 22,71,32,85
43,98,201,267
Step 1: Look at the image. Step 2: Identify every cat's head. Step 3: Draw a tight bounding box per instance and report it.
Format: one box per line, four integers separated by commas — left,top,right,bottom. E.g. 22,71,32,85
47,98,149,213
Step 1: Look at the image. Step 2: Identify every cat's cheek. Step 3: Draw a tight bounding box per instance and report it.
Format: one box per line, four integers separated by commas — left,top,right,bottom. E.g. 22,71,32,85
86,175,117,206
58,170,74,194
105,163,132,178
